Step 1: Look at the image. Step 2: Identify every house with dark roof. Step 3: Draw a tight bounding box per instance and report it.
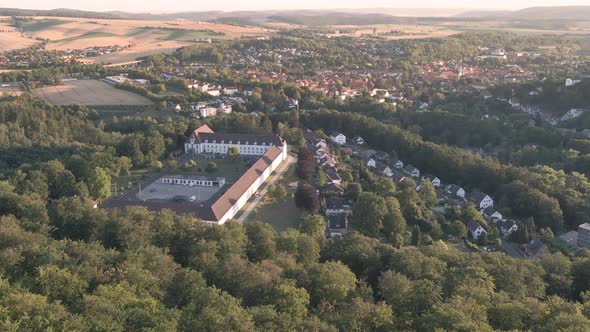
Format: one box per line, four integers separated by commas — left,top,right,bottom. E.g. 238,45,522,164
446,184,466,198
325,167,342,185
373,151,390,161
482,206,503,222
469,192,494,209
468,221,487,241
422,175,441,187
403,165,420,178
524,239,550,259
500,219,518,236
185,124,285,156
327,214,348,237
325,197,345,215
376,163,393,177
352,136,365,145
393,160,404,169
322,183,345,196
329,132,346,145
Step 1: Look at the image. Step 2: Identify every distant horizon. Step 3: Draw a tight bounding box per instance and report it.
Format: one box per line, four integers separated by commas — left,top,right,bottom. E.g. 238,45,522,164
5,1,590,15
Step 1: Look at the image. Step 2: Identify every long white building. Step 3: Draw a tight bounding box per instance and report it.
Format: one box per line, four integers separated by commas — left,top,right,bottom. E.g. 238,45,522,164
185,124,286,156
187,125,289,224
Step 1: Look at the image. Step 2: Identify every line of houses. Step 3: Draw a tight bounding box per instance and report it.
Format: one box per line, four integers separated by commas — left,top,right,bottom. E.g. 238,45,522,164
328,130,520,242
305,131,350,237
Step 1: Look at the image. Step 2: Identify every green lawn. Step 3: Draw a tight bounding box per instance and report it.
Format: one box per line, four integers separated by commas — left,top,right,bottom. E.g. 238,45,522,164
250,197,303,232
179,158,244,181
111,168,152,195
248,163,303,232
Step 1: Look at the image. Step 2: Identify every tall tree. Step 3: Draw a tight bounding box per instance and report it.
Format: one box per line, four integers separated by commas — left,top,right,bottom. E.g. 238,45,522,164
352,192,387,236
88,167,111,200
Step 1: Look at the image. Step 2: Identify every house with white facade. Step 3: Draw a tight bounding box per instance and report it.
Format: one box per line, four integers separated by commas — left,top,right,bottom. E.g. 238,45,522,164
330,132,347,145
161,175,225,187
422,175,441,187
565,78,581,87
500,219,518,236
366,158,376,168
377,163,394,177
446,184,466,198
223,87,239,96
393,160,404,169
199,107,218,118
403,165,420,178
353,136,365,145
482,207,503,222
469,192,494,210
184,124,286,156
468,222,487,241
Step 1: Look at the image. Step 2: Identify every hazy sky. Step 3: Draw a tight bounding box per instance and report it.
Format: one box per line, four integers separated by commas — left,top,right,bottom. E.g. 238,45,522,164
3,0,589,13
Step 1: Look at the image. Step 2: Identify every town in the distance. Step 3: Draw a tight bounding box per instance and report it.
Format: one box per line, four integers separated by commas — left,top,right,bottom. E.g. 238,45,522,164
1,4,590,331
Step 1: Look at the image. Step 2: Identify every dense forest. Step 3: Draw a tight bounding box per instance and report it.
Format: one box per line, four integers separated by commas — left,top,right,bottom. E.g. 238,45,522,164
0,94,589,330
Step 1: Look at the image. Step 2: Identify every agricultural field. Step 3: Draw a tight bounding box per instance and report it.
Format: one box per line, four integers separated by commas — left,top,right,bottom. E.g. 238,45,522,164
326,24,460,40
7,16,271,63
0,22,38,51
32,79,153,106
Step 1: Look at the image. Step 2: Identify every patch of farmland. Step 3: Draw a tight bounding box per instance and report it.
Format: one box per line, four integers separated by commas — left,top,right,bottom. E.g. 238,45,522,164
32,79,153,106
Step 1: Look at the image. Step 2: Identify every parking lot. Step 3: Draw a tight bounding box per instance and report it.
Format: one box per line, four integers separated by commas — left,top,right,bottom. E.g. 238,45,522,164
138,179,221,203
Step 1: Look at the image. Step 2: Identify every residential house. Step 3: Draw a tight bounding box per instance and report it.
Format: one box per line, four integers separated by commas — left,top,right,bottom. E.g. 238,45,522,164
482,206,503,222
468,222,487,241
352,136,365,145
327,214,348,237
199,107,218,118
325,167,342,185
422,175,441,187
403,165,420,178
393,160,404,169
330,132,347,145
315,139,328,150
366,158,376,168
323,183,345,196
374,151,389,161
446,184,466,198
500,219,518,236
223,87,239,96
565,78,581,87
375,162,393,177
524,239,550,259
325,197,345,215
469,192,494,210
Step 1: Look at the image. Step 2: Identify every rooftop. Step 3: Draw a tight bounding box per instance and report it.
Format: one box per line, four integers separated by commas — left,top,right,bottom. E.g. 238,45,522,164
199,146,283,221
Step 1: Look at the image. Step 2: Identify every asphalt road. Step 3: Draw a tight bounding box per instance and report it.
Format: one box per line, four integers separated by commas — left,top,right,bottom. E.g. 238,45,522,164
237,154,295,223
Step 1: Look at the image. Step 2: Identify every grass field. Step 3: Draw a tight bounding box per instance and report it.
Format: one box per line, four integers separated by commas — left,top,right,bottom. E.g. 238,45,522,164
250,196,303,232
246,163,303,231
32,79,154,106
180,157,244,181
112,168,152,196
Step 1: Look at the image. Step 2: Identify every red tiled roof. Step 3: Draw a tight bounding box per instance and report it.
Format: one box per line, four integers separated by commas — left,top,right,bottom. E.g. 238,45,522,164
200,146,283,221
